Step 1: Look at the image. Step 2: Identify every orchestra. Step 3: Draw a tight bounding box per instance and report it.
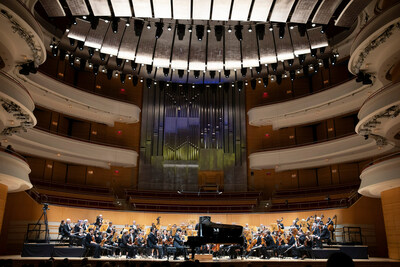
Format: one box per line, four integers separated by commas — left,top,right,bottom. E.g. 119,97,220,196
58,214,336,260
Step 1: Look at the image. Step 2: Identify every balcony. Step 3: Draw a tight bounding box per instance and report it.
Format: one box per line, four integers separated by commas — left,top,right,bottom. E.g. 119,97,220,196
0,147,32,192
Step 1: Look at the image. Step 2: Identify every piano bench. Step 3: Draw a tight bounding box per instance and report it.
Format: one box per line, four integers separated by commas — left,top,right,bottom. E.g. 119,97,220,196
166,247,177,260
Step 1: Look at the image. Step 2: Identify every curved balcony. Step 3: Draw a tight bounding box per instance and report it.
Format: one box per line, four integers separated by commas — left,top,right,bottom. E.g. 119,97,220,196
15,70,141,126
249,134,395,172
356,81,400,146
248,78,372,129
0,147,32,192
7,128,138,169
359,153,400,198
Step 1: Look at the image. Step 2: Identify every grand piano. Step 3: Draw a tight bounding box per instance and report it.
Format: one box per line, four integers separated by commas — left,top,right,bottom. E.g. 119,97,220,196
186,216,245,258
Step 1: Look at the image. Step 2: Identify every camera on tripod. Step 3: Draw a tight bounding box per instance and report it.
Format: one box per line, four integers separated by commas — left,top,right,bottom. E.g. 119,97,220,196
42,203,49,211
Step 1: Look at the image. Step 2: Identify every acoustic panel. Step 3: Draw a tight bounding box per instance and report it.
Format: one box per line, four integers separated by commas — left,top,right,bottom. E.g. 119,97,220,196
85,19,109,49
100,19,126,56
231,0,252,21
224,28,241,70
189,33,207,71
312,0,343,25
335,0,371,27
207,27,224,71
250,0,273,22
173,0,191,20
212,0,231,21
258,25,277,64
171,29,190,70
132,0,152,17
269,0,296,23
290,26,311,56
153,24,175,68
274,25,294,61
290,0,319,24
67,18,91,42
307,27,328,49
39,0,66,17
135,22,157,65
110,0,132,17
242,30,259,68
153,0,172,18
65,0,90,16
193,0,211,20
88,0,112,16
118,24,140,61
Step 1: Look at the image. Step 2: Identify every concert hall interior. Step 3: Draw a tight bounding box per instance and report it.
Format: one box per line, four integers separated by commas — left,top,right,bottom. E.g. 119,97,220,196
0,0,400,266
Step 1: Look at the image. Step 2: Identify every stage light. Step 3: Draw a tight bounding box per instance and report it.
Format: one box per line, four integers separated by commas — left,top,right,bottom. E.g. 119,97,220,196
88,47,94,58
134,20,144,36
79,58,86,71
125,18,130,27
52,46,58,57
107,69,113,80
248,26,252,32
207,26,211,33
289,25,294,30
250,79,256,90
314,64,319,73
177,24,186,40
178,69,184,78
255,24,265,40
196,25,204,41
120,73,126,84
237,81,243,91
330,55,336,66
269,24,273,32
210,71,216,79
311,23,316,27
224,69,230,78
100,53,106,61
147,22,151,29
69,55,74,66
77,41,84,51
256,66,262,74
299,54,305,64
112,18,120,33
194,70,200,79
234,25,243,41
290,70,295,81
320,47,326,54
298,24,306,37
241,68,247,77
90,17,99,30
163,68,169,77
288,59,293,67
188,26,192,33
167,24,172,31
276,74,282,85
132,75,138,86
146,65,152,74
146,78,152,88
116,58,123,67
215,25,223,41
278,24,285,39
263,77,268,87
311,49,317,57
271,63,277,72
93,64,99,75
71,17,77,25
131,61,137,71
155,22,164,39
69,38,75,47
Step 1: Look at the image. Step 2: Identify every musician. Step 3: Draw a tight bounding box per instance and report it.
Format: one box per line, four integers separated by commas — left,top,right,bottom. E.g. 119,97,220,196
106,222,113,234
58,220,67,240
131,220,137,230
95,214,103,228
297,230,313,259
120,229,136,259
84,228,101,258
82,219,89,232
147,227,164,259
99,232,113,257
277,219,284,230
261,230,276,259
173,228,188,260
135,231,146,256
72,220,85,246
291,220,300,230
315,223,331,248
245,232,265,258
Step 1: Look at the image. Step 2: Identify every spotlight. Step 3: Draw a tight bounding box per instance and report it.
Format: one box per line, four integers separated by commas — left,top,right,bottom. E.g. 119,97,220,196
116,58,123,67
71,17,77,25
241,68,247,77
69,38,75,47
163,68,169,77
234,25,243,41
93,64,99,75
177,24,186,40
255,66,262,74
194,70,200,79
210,71,216,79
289,25,294,30
88,47,94,58
147,22,151,29
330,55,336,66
134,20,144,36
90,17,99,30
290,70,295,81
131,61,137,70
196,25,204,41
228,26,232,33
207,26,211,33
125,18,130,27
248,25,252,32
69,54,75,66
278,24,285,39
112,18,120,33
100,53,106,61
320,25,327,34
77,41,84,51
255,24,265,40
146,78,152,88
237,81,243,91
299,54,305,64
250,79,256,90
298,24,306,37
107,69,113,80
314,64,319,73
120,73,126,84
167,24,172,31
268,24,273,32
52,46,58,57
188,26,192,33
288,59,294,67
79,58,86,71
178,69,184,78
146,65,152,74
155,22,164,39
263,77,268,87
224,69,230,78
276,74,282,85
320,47,326,54
271,63,277,72
215,25,223,41
311,48,317,57
132,75,138,86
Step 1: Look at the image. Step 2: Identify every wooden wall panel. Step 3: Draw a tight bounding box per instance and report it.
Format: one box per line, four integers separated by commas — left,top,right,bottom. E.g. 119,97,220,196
66,165,86,184
298,169,317,187
52,161,67,183
317,166,332,186
338,163,359,183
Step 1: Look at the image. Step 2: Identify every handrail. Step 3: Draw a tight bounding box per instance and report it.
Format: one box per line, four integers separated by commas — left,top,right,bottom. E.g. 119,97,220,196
33,126,138,151
272,182,360,198
251,132,356,153
250,76,355,108
0,146,28,163
30,178,111,195
125,189,262,199
361,80,400,106
0,70,34,99
362,152,400,171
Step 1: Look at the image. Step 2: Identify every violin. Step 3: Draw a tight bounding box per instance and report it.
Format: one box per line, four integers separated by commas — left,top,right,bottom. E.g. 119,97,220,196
246,237,257,252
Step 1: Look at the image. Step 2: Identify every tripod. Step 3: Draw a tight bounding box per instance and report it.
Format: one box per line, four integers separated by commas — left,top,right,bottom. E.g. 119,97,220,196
27,204,50,243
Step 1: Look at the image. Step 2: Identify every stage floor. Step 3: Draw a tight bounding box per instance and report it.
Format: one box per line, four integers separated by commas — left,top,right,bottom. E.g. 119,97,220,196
0,255,399,267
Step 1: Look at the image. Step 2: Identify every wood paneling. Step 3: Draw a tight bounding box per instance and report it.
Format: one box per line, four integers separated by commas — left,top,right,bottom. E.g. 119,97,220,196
381,187,400,259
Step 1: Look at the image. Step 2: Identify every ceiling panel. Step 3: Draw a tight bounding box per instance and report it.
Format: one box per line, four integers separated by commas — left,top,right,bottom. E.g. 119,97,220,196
153,24,175,68
193,0,211,20
88,0,112,16
290,26,311,56
171,28,190,70
189,32,207,71
173,0,191,20
39,0,66,17
250,0,273,22
67,18,91,42
207,27,224,71
118,24,140,61
85,19,109,49
212,0,231,21
100,19,126,56
269,0,296,23
110,0,132,17
273,25,294,61
153,0,172,18
312,0,342,25
224,28,241,70
132,0,152,17
242,29,259,68
258,25,277,64
135,22,157,65
307,27,328,49
231,0,252,21
335,0,370,27
290,0,319,24
65,0,90,16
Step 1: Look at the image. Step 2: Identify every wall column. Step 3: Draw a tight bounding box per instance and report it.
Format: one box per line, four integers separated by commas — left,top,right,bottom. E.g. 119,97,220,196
0,184,8,234
381,187,400,259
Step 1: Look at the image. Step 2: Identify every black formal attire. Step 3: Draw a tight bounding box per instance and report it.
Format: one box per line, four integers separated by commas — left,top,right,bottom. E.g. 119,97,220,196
246,236,264,258
261,234,276,258
71,224,84,245
147,232,163,258
297,234,313,258
59,224,67,239
173,234,188,260
84,233,101,258
95,217,103,228
106,226,113,234
120,234,136,258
